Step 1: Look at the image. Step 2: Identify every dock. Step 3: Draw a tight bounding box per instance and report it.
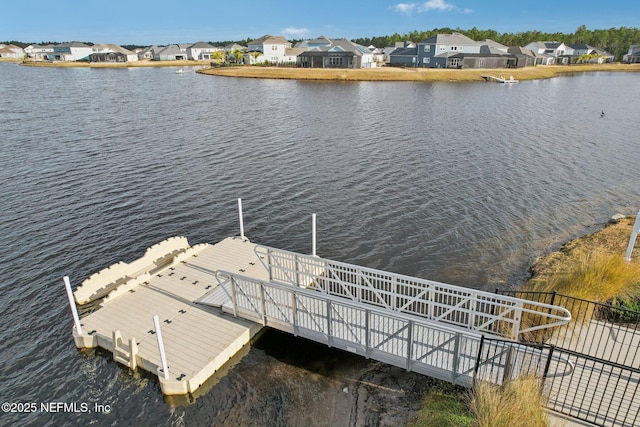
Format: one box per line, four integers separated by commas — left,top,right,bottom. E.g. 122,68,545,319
69,236,268,395
65,231,571,396
481,75,519,83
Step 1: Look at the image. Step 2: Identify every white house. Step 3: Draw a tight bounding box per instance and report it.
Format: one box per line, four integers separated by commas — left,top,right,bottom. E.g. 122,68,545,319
246,34,292,64
89,44,138,62
524,41,570,65
187,42,220,60
0,44,24,58
49,42,94,61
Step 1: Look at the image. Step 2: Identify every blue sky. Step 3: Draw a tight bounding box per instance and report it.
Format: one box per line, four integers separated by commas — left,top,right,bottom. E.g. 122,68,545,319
2,0,637,45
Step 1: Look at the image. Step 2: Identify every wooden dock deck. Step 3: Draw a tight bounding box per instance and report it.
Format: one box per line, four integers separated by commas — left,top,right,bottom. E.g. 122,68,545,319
71,237,267,395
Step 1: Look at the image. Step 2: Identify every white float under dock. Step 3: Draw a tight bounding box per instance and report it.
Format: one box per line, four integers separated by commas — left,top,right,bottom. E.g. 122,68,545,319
71,236,268,395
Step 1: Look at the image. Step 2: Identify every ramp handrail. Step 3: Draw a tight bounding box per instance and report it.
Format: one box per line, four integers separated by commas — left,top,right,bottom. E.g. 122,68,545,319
214,270,573,387
254,245,571,340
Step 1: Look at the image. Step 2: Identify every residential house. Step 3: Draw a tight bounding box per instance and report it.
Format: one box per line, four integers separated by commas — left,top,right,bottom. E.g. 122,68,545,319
417,33,481,68
153,44,189,61
387,45,419,66
0,44,24,58
187,42,219,60
246,34,292,64
223,44,246,64
137,46,159,60
564,44,614,64
507,46,536,68
623,45,640,63
524,41,570,65
88,44,138,62
368,45,384,63
50,42,94,61
24,44,55,61
297,37,374,68
384,41,416,63
283,47,305,65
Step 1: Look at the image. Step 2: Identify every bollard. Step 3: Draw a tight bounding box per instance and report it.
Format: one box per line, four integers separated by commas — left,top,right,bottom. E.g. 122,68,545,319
63,276,83,335
312,213,317,257
238,198,245,240
625,210,640,261
153,315,170,380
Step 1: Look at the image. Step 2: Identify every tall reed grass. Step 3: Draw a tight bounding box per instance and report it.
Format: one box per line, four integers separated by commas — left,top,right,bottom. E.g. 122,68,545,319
469,376,548,427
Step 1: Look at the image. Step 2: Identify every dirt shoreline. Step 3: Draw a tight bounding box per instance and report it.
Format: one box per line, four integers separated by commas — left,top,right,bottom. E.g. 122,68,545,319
198,63,640,82
14,59,640,82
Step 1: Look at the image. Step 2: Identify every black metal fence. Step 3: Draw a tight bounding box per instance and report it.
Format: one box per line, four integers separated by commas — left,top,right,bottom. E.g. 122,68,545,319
488,290,640,426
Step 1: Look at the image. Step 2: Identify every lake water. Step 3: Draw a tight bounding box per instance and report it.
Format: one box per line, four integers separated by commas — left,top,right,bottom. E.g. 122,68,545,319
1,63,639,425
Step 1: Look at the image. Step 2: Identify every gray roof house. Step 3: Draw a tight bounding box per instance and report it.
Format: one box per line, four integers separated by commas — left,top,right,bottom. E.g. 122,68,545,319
187,42,219,60
88,44,138,62
417,33,481,68
297,37,374,68
246,34,292,64
623,45,640,63
153,44,188,61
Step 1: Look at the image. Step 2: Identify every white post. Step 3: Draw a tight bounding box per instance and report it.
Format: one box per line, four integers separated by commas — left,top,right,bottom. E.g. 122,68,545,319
152,315,170,380
312,213,317,257
237,198,245,240
625,210,640,261
63,276,83,335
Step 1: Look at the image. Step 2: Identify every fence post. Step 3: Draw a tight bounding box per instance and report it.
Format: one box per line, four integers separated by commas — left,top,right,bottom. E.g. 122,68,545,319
312,213,317,257
473,334,486,384
625,210,640,261
327,299,333,347
237,198,245,240
259,283,267,326
63,276,83,335
152,315,170,380
230,276,238,317
406,320,414,371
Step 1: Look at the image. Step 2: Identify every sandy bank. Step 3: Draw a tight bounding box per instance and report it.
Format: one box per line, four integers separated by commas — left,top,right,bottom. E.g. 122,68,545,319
198,63,640,82
19,59,210,68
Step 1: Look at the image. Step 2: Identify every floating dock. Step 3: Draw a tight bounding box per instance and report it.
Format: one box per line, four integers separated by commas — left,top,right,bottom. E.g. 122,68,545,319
481,75,519,83
66,229,571,396
69,236,268,395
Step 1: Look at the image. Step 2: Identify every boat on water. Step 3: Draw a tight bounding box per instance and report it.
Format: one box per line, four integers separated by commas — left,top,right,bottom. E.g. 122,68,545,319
175,68,185,74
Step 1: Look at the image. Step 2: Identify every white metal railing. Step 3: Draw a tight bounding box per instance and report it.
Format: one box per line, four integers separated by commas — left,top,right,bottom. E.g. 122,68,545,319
213,270,574,386
254,246,571,340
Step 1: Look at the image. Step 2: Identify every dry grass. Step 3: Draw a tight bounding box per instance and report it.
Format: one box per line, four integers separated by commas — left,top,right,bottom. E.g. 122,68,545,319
199,63,640,82
469,376,549,427
526,216,640,303
20,59,210,68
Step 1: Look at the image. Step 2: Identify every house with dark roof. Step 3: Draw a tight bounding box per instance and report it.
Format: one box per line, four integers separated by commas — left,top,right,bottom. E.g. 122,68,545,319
564,44,614,64
297,37,374,68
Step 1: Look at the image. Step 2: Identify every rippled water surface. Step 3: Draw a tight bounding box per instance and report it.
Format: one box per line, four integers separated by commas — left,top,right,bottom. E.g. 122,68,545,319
1,63,639,425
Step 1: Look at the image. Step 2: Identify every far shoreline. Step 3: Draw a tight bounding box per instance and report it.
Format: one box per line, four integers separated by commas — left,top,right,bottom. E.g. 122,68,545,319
197,63,640,82
8,59,640,82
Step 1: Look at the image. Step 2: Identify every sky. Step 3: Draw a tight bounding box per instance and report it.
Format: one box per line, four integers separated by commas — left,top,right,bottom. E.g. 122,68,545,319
2,0,637,46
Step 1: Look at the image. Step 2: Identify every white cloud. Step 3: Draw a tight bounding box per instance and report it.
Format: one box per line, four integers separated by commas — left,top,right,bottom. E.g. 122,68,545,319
282,27,309,38
393,3,416,14
418,0,455,12
462,8,473,14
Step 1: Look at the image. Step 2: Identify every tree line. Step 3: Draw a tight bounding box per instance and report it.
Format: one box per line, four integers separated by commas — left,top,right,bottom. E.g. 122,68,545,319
352,25,640,60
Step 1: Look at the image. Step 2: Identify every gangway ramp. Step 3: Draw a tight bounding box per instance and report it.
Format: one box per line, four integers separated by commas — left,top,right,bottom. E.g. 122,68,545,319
253,245,571,340
198,270,573,387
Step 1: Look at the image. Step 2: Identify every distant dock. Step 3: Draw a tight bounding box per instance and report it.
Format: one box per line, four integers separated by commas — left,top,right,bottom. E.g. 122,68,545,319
481,75,519,83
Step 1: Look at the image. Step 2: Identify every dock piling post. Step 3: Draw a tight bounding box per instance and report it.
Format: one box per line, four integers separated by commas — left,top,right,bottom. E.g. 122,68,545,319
624,210,640,261
153,315,170,380
312,213,317,257
63,276,83,335
238,198,245,240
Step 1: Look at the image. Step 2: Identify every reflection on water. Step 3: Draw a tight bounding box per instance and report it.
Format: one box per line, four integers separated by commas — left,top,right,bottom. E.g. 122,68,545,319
0,64,639,425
